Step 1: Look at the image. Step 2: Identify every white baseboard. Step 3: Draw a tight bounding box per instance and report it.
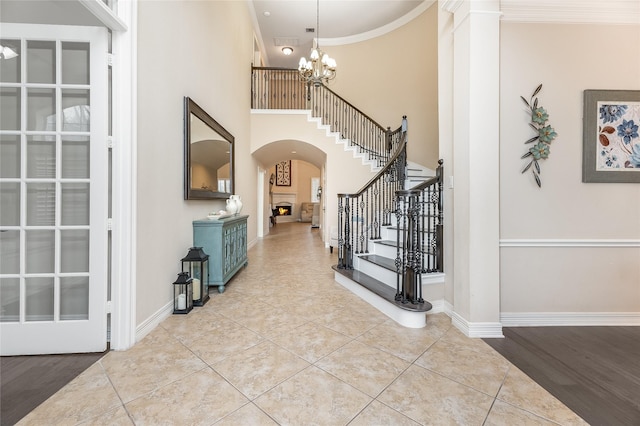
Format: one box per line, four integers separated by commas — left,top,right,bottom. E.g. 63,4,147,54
450,311,504,338
135,300,172,342
443,300,454,316
248,237,258,251
501,312,640,327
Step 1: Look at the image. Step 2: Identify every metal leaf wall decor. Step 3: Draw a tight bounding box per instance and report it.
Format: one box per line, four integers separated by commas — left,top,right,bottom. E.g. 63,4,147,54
520,84,558,187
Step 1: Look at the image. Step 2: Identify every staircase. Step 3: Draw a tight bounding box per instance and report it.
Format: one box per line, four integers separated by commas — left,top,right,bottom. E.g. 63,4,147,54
333,157,445,328
251,67,444,328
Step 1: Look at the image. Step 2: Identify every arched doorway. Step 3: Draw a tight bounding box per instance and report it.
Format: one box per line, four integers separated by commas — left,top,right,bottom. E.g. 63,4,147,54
252,140,326,238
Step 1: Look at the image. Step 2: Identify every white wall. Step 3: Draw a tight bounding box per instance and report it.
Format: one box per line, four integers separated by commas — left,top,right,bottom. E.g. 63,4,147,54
322,4,439,169
499,22,640,320
136,1,256,327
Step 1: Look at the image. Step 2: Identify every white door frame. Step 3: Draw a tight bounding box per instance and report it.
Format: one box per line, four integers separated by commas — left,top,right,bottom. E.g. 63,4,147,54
104,0,137,351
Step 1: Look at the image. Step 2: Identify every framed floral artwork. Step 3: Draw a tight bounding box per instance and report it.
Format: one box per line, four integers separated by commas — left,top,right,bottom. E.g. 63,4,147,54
276,160,291,186
583,90,640,183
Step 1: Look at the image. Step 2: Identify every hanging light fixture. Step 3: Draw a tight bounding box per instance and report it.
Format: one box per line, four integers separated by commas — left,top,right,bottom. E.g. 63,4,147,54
298,0,336,86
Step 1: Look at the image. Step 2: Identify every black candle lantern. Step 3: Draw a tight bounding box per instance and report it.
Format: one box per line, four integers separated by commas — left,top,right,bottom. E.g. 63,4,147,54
172,272,193,314
181,247,210,306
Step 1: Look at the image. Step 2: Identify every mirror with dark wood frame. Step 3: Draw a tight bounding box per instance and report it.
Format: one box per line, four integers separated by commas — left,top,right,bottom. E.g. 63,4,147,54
184,97,234,200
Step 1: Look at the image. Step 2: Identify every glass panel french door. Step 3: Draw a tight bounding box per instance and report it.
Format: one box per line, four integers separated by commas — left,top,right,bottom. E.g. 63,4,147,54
0,24,108,355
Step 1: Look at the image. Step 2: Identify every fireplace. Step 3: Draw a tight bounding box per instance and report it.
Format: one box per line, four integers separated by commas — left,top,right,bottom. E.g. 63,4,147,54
272,193,296,223
275,203,292,216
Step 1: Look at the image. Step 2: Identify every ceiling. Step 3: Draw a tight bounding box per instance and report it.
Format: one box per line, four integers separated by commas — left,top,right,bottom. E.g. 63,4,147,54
1,0,430,69
250,0,430,68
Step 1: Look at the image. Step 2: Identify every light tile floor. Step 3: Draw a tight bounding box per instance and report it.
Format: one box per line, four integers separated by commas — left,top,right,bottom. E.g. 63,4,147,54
19,223,587,425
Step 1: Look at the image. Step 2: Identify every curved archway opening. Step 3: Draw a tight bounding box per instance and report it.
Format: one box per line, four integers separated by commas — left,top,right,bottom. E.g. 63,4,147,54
253,140,327,237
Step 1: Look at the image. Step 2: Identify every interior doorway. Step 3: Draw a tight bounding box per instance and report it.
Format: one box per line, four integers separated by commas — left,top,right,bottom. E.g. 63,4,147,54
267,159,320,225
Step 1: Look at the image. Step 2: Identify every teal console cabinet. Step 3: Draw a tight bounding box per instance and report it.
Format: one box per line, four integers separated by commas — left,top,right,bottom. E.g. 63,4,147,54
193,215,248,293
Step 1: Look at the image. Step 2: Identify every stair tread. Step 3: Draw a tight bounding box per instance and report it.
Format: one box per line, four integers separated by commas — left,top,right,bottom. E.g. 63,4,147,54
375,240,397,247
364,244,439,259
332,265,432,312
359,254,396,271
387,224,439,231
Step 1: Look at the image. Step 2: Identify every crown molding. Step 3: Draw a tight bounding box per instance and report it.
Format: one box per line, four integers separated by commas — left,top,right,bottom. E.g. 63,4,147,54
501,0,640,25
321,1,436,46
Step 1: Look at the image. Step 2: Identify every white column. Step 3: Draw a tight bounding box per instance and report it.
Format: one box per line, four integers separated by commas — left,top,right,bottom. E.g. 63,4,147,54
110,0,138,350
444,0,503,337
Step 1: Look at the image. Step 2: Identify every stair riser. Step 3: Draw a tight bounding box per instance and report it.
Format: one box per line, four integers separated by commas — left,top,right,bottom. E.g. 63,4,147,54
371,242,397,259
380,226,398,240
378,228,409,244
351,258,446,301
356,256,444,285
372,240,434,259
379,228,433,246
354,256,397,286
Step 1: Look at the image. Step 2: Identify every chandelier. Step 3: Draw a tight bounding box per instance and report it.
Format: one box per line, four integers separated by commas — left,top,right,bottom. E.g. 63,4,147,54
298,0,336,86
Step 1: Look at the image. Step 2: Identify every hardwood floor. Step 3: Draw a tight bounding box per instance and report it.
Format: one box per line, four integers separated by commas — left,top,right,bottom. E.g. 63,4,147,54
485,326,640,426
0,352,105,426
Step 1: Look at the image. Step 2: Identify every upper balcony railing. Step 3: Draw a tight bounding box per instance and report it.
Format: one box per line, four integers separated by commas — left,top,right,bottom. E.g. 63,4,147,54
251,67,307,110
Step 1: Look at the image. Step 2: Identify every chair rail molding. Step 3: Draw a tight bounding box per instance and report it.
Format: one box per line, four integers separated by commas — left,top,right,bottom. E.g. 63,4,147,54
500,239,640,248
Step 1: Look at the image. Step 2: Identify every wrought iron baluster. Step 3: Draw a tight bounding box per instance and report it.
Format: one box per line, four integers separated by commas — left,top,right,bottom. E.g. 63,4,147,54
359,196,366,253
338,195,345,268
415,191,424,302
394,194,402,300
424,186,431,272
436,159,444,272
400,194,409,303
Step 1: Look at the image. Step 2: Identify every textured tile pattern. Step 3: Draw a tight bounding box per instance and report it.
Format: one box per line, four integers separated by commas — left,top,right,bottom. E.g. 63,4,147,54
17,223,585,425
